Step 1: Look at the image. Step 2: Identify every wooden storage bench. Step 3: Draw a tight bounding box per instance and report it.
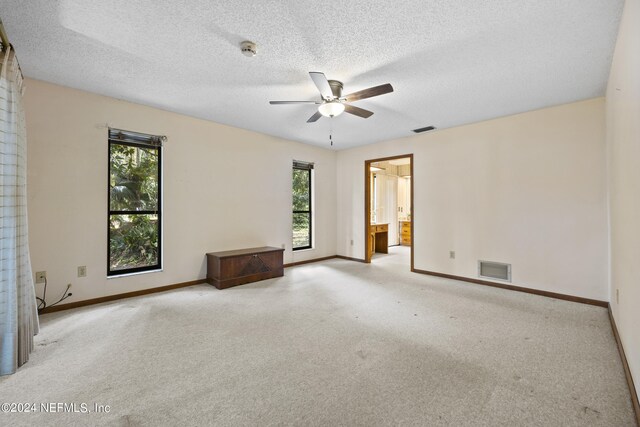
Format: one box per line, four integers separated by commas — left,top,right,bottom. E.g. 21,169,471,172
206,246,284,289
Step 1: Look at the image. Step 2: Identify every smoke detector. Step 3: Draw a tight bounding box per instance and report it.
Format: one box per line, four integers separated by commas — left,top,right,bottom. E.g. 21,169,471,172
241,41,257,57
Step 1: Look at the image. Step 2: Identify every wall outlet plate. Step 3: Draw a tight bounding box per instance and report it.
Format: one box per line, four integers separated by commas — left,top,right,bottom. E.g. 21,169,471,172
77,266,87,277
35,271,46,284
449,251,455,259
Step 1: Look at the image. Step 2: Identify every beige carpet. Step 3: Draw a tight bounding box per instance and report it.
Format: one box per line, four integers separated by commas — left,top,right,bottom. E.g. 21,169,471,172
0,246,635,426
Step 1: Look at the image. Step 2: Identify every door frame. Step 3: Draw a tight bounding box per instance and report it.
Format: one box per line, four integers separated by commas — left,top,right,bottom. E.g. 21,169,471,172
364,153,414,269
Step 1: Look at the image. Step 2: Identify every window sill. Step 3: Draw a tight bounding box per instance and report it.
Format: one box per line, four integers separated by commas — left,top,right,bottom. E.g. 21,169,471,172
292,247,315,253
107,269,163,279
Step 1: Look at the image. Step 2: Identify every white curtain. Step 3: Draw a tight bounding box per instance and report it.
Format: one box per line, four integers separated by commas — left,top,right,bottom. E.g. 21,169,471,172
0,47,39,376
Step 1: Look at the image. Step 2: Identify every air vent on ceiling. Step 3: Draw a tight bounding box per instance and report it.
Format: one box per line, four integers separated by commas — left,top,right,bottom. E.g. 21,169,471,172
478,261,511,282
412,125,436,133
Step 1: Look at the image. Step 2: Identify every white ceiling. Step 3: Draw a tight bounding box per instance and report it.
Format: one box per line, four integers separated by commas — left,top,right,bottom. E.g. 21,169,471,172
1,0,623,150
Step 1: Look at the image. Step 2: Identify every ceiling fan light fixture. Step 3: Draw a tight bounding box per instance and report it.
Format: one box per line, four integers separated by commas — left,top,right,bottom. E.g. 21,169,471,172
318,101,345,118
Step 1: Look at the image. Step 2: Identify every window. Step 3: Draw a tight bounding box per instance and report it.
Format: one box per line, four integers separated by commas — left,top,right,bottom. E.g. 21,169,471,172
292,161,313,250
108,129,163,276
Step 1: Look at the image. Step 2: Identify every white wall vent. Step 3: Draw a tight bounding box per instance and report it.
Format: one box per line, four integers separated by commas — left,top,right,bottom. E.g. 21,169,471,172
478,261,511,282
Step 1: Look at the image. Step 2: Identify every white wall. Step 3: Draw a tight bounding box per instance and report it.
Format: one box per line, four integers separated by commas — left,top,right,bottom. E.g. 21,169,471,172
25,78,336,303
337,98,608,301
607,0,640,400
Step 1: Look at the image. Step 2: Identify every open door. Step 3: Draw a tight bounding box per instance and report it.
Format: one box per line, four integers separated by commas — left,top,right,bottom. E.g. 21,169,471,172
364,154,414,270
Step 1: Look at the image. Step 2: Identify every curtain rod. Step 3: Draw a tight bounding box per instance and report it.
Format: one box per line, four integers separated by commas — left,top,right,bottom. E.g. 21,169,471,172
0,19,11,51
0,18,25,93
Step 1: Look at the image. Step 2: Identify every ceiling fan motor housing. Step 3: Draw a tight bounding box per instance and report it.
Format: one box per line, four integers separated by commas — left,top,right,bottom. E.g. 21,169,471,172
328,80,343,98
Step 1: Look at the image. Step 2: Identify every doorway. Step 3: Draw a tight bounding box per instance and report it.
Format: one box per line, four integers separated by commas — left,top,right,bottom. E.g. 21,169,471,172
364,154,413,269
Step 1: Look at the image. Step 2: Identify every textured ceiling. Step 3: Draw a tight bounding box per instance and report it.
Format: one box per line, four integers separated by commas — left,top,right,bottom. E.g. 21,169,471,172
0,0,624,150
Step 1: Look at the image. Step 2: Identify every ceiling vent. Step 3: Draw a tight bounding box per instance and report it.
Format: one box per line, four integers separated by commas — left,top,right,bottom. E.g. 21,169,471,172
412,126,436,133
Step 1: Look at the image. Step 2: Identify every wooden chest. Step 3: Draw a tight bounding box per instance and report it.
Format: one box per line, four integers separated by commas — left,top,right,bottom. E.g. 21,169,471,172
206,246,284,289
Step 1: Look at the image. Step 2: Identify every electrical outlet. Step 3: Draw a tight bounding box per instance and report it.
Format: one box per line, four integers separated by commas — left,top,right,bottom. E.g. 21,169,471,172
449,251,455,259
350,239,354,246
35,271,46,284
616,288,619,304
77,266,87,277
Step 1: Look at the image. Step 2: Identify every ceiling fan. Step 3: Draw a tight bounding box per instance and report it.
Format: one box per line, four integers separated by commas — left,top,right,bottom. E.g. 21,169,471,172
269,72,394,123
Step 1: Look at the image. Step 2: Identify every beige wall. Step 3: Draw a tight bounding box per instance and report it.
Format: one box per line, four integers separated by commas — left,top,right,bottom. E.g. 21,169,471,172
25,78,336,302
337,98,608,301
607,0,640,400
25,80,611,311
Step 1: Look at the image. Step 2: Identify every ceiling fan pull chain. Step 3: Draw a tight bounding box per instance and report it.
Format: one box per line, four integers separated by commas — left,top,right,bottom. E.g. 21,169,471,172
330,121,333,146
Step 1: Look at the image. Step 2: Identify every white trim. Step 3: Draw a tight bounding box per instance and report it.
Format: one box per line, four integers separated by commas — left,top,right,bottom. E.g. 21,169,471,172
107,269,163,280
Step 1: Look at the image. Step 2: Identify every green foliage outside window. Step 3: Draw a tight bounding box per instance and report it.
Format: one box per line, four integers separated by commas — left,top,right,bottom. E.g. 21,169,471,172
293,167,311,249
109,143,160,272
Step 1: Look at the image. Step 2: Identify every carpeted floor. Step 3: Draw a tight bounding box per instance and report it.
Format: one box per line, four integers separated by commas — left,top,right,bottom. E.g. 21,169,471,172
0,246,635,426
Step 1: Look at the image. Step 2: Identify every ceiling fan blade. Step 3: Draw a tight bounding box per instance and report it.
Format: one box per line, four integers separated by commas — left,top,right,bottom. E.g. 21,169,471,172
343,83,394,102
344,104,374,118
269,101,321,104
309,72,334,100
307,110,323,123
